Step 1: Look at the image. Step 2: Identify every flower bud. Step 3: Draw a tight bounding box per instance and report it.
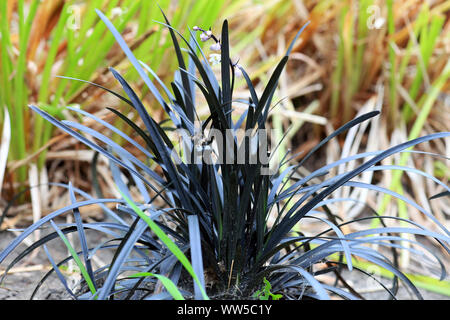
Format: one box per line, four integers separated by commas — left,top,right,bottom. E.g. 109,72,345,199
193,26,200,31
234,64,243,78
210,42,221,51
200,32,211,42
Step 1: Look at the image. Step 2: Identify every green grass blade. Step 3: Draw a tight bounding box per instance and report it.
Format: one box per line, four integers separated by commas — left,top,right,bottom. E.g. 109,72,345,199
119,190,209,300
34,2,71,163
13,0,39,183
49,220,97,296
387,0,398,126
129,272,185,300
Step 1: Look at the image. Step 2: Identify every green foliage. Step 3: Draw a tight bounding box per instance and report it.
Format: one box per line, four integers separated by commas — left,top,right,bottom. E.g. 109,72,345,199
253,277,283,300
129,272,185,300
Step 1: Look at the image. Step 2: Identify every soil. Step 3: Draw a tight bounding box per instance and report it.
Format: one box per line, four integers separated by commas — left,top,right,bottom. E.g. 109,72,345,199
0,223,448,300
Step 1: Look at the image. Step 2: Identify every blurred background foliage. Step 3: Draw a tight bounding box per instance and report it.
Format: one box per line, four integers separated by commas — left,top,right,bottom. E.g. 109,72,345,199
0,0,225,197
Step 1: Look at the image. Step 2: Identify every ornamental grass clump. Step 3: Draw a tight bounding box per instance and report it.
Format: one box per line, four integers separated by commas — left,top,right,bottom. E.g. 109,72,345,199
0,9,449,300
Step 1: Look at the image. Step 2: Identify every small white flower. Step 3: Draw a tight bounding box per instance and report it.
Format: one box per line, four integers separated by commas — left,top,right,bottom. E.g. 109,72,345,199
111,7,123,19
193,26,200,31
206,30,212,37
234,64,243,78
209,54,221,66
210,42,221,51
200,32,211,42
373,17,385,29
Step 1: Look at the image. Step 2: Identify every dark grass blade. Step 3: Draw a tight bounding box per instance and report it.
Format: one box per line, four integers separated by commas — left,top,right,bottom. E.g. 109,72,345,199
139,60,175,102
346,227,450,249
188,215,206,299
0,199,123,266
291,243,418,299
187,35,197,109
233,107,249,130
429,191,450,200
277,149,447,203
158,7,194,121
353,250,423,299
343,181,450,239
365,165,450,193
68,107,155,160
285,21,310,56
103,216,141,299
253,214,437,275
2,222,144,281
63,120,162,182
106,107,159,157
42,244,77,299
328,261,397,299
45,106,172,209
349,235,447,280
221,20,232,125
31,245,119,300
0,180,125,229
1,226,76,284
252,21,310,128
273,112,381,206
96,9,166,109
109,68,194,213
91,151,105,200
321,265,365,300
320,284,361,300
253,56,288,127
69,182,96,291
29,105,165,192
171,81,188,117
266,132,450,251
238,66,259,106
188,55,227,128
98,218,149,299
56,76,133,106
298,111,380,168
270,265,330,300
49,220,96,296
274,176,449,253
109,155,133,201
305,215,354,271
282,227,447,298
120,156,151,204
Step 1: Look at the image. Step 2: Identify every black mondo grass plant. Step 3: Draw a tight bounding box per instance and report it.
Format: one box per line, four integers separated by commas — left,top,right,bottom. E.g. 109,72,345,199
1,9,449,300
